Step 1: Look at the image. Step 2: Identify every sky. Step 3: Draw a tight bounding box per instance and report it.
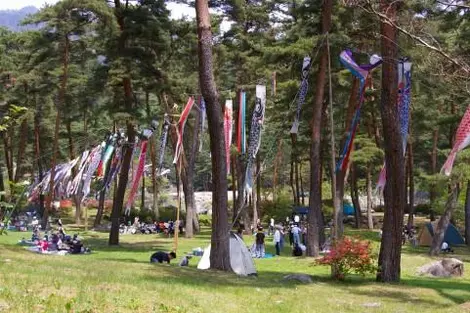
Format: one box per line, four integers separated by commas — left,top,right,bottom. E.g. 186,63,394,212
0,0,196,20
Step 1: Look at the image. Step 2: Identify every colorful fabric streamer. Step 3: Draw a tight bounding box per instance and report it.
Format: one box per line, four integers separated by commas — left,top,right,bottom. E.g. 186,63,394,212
81,144,104,202
125,140,148,214
237,90,247,154
244,85,266,193
377,59,412,190
441,105,470,175
199,97,206,152
290,56,311,134
173,97,195,164
158,114,171,174
336,50,383,173
224,99,233,174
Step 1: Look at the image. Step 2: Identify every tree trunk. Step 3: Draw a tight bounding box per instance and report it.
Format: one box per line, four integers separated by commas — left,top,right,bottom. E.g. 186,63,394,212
109,122,135,245
307,0,332,258
231,155,237,220
299,161,305,205
149,136,159,219
350,163,361,229
465,181,470,247
14,118,28,182
196,0,230,271
290,134,299,205
429,129,438,221
3,130,14,183
273,139,283,201
252,185,258,230
65,119,81,225
376,0,405,283
256,154,261,214
430,184,460,256
34,93,45,217
43,35,70,229
407,140,415,228
366,165,374,229
0,162,4,202
184,106,201,238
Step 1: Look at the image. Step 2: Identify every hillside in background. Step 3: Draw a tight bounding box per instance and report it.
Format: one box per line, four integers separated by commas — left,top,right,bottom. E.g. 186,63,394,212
0,6,39,31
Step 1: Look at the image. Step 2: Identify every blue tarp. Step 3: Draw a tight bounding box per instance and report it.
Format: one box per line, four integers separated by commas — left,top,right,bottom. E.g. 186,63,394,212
293,204,356,216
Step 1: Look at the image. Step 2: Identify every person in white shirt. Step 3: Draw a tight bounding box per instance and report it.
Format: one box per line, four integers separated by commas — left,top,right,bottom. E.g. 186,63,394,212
269,218,274,235
291,224,301,246
273,227,281,255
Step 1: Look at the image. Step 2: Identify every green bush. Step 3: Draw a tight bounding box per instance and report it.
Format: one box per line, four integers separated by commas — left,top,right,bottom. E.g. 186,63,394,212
198,214,211,226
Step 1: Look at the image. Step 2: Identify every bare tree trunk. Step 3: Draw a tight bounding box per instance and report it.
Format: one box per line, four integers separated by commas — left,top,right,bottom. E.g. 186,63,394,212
109,122,135,245
149,136,159,219
252,185,258,230
34,93,45,216
43,35,69,229
66,119,81,225
290,134,299,205
231,155,237,219
14,118,28,182
307,0,332,257
366,165,374,229
350,163,361,228
256,154,261,214
196,0,230,270
3,130,14,183
430,184,460,256
376,0,405,283
407,140,415,228
465,181,470,247
273,139,283,201
430,129,438,221
299,161,305,205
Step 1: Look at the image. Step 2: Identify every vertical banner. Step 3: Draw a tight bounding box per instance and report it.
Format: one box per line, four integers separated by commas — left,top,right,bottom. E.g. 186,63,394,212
237,90,246,154
290,56,311,134
224,99,233,174
125,141,148,214
244,85,266,193
336,50,382,173
158,114,171,174
173,97,195,164
377,59,412,190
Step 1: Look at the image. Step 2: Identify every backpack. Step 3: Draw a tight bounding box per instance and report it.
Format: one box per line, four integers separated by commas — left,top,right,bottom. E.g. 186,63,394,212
292,244,302,257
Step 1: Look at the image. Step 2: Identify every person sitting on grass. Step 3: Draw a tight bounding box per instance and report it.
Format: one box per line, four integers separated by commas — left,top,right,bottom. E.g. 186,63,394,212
441,241,454,253
150,251,176,264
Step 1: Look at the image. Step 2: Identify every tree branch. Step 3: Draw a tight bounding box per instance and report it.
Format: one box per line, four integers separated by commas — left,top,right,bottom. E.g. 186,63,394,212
436,0,470,9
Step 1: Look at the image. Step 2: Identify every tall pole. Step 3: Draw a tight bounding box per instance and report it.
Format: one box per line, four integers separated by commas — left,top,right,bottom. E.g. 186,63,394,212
326,33,339,240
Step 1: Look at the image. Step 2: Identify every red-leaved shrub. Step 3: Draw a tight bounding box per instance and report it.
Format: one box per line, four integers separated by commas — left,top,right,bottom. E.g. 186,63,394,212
316,237,376,280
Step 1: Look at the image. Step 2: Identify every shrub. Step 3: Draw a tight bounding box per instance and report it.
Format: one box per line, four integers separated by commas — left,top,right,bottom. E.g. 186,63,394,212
198,214,211,227
316,237,376,280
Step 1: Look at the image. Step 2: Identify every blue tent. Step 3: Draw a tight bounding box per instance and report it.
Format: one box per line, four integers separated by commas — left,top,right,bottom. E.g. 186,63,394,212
425,222,465,245
343,203,355,216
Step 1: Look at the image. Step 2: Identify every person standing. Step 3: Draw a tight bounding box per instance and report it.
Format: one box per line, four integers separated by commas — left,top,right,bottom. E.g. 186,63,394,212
269,218,274,236
292,224,301,246
273,226,281,256
255,227,266,258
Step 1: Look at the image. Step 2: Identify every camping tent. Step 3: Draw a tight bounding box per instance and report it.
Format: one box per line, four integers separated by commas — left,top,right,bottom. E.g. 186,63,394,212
343,203,355,216
197,233,257,276
418,222,465,246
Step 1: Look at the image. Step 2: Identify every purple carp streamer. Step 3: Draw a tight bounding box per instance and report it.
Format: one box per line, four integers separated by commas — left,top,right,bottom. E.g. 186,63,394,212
290,56,311,134
376,59,412,191
336,50,382,173
244,85,266,193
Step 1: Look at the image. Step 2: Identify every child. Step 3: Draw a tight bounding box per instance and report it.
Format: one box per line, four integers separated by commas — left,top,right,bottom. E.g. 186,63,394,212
273,226,281,256
255,227,265,258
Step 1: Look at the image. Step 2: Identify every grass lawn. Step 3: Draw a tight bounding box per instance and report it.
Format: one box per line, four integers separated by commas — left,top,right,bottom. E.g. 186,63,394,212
1,226,470,313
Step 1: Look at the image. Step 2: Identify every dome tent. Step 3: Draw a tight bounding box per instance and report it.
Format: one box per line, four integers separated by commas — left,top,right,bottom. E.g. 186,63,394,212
197,232,256,276
418,222,465,246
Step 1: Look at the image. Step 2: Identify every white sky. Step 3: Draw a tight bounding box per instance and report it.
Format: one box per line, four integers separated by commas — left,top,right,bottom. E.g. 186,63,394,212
0,0,195,20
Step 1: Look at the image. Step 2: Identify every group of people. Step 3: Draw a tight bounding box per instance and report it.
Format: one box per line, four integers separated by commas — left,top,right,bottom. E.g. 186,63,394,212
21,224,89,255
120,218,184,236
250,217,307,258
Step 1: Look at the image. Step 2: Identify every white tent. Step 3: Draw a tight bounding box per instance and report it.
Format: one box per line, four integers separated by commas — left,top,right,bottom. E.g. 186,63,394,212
197,233,257,276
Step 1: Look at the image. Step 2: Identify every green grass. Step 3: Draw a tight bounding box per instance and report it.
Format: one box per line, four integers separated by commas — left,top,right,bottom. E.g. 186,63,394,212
1,227,470,313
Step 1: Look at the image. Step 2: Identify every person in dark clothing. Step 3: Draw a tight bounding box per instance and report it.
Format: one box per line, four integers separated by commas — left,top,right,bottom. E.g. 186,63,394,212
150,251,176,264
254,227,265,258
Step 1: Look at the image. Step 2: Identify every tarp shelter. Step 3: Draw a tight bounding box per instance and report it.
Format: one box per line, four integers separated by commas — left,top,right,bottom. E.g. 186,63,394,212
197,233,257,276
418,222,465,246
293,204,355,216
